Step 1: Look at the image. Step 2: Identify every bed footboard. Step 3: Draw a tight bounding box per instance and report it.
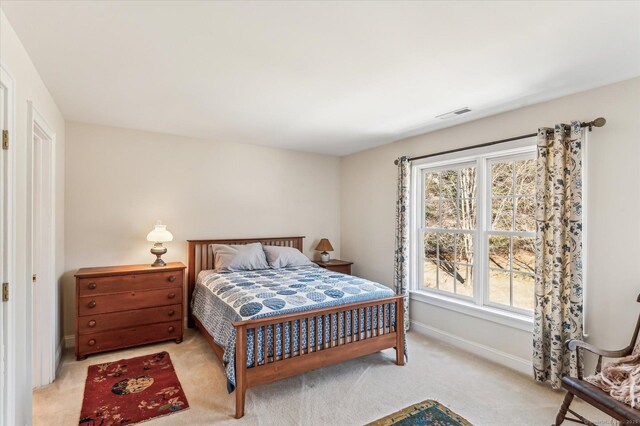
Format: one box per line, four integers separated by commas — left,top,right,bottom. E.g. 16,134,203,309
233,295,405,418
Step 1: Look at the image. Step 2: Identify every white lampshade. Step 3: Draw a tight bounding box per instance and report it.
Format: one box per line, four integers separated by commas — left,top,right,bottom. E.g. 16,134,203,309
146,220,173,243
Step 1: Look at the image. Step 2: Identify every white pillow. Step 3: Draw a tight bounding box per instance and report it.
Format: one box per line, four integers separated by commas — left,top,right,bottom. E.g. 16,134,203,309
209,243,269,272
263,245,313,268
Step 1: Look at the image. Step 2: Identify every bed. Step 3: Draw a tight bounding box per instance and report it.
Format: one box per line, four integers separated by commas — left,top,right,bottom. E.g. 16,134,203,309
187,236,405,418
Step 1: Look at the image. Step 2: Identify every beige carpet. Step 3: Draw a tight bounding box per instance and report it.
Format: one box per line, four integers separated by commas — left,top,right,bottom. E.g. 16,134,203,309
34,330,611,425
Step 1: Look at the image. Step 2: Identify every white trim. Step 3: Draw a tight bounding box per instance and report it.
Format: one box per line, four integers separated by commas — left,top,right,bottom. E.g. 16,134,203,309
0,64,16,426
27,101,57,388
410,290,533,332
64,334,75,349
411,319,533,376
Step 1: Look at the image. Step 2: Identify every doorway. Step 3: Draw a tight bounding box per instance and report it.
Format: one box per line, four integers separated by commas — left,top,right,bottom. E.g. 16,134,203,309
28,103,56,389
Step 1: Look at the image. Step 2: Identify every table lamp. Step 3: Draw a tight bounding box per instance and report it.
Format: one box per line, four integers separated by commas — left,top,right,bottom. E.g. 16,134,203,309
146,220,173,267
315,238,334,263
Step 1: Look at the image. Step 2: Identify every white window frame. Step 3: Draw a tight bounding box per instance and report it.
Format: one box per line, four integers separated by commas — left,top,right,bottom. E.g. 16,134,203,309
409,138,536,331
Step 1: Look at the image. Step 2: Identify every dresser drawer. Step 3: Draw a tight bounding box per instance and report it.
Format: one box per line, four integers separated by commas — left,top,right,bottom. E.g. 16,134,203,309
78,287,183,316
77,320,182,355
78,304,182,334
78,270,183,296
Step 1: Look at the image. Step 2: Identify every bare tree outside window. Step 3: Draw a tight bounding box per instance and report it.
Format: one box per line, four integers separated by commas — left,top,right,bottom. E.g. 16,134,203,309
488,158,535,310
421,153,536,313
424,166,476,298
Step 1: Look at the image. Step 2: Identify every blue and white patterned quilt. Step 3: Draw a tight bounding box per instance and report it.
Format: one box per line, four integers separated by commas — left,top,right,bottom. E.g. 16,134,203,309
191,265,395,392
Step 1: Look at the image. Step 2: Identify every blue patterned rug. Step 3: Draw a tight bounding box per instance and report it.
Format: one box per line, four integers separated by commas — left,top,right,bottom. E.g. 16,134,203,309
367,400,472,426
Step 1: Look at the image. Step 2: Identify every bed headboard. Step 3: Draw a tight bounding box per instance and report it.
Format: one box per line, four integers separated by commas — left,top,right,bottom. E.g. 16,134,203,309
186,236,305,326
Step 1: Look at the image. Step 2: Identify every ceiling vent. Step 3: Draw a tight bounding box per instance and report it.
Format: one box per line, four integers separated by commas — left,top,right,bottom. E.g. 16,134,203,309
435,107,472,120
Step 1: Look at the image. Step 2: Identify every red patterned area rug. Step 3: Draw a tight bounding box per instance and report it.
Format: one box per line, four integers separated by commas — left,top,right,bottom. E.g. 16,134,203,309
79,351,189,425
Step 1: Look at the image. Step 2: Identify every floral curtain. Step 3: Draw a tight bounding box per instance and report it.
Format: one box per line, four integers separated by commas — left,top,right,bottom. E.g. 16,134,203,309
394,156,410,333
533,122,584,389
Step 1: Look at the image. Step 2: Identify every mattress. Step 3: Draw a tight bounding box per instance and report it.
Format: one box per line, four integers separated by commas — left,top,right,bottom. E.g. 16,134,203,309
191,265,396,391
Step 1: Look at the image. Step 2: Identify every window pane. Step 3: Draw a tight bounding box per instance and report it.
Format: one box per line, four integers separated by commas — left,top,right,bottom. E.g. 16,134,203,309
425,200,439,228
458,167,476,199
489,269,511,306
513,273,535,311
489,235,510,270
492,162,513,195
492,197,513,231
438,233,455,263
441,199,459,228
439,267,454,293
424,232,438,261
459,198,476,230
455,264,473,297
515,197,535,232
424,232,438,289
424,259,438,289
438,232,455,294
441,170,458,199
455,233,473,264
425,172,440,199
512,237,535,273
514,159,536,196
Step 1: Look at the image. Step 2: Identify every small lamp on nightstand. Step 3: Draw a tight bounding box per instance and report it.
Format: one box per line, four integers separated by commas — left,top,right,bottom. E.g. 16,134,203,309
146,220,173,267
315,238,334,263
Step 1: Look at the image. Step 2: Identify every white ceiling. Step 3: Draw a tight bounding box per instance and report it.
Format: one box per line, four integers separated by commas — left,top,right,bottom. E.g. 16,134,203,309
2,1,640,156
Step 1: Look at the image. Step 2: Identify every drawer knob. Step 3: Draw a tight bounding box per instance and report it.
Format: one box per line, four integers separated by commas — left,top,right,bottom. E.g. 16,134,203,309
168,326,175,332
88,300,97,308
168,275,176,282
168,309,175,316
87,320,96,327
88,283,97,290
168,292,176,299
88,339,96,346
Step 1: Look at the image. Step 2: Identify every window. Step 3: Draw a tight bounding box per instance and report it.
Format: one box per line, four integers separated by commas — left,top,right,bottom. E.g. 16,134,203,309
412,142,536,317
487,158,536,312
423,164,477,299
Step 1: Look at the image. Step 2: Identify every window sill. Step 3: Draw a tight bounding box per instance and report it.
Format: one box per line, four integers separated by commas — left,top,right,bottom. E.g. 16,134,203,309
409,290,533,332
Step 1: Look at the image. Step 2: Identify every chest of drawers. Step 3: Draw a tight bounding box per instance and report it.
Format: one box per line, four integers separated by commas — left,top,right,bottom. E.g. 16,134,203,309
74,262,186,360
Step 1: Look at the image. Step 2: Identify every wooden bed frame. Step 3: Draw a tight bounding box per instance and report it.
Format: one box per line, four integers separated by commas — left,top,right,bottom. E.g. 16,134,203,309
187,236,405,419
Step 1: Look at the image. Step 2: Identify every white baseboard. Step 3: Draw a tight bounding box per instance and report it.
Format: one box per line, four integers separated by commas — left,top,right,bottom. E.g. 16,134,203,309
410,320,533,376
64,334,75,349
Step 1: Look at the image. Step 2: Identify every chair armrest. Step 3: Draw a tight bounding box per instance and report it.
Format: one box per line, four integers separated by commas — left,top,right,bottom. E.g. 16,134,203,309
566,339,633,378
566,339,631,358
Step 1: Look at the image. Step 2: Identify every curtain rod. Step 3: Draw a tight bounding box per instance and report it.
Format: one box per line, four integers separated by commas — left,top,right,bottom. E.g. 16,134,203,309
394,117,606,165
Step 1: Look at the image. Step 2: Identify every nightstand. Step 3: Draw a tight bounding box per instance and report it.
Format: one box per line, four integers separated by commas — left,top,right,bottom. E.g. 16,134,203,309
313,259,353,275
74,262,186,360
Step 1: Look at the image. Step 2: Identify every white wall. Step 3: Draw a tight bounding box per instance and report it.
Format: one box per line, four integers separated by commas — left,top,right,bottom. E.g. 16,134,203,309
341,77,640,368
0,9,66,425
63,122,341,338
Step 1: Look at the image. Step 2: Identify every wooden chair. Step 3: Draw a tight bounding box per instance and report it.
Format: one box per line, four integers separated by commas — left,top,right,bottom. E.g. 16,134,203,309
555,293,640,425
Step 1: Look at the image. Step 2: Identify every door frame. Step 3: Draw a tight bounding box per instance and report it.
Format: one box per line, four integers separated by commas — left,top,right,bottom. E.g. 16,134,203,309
0,64,16,426
27,101,57,388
